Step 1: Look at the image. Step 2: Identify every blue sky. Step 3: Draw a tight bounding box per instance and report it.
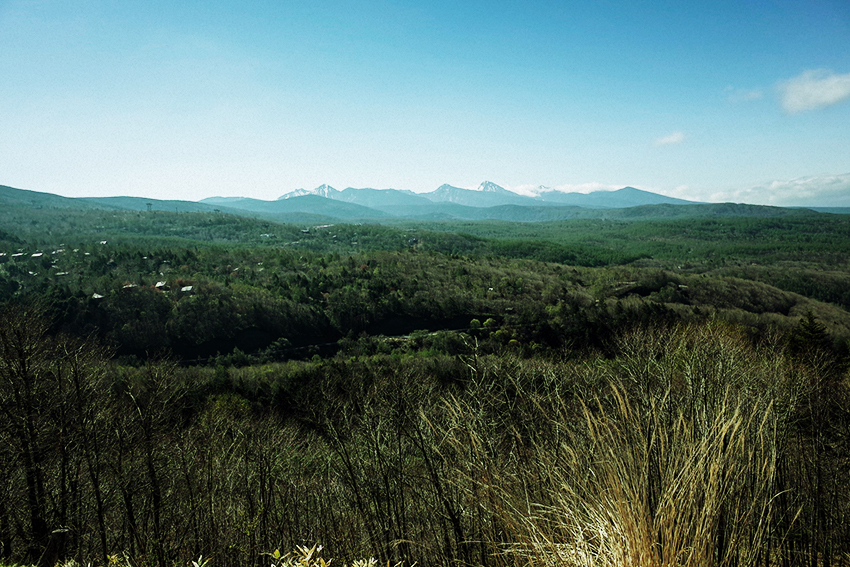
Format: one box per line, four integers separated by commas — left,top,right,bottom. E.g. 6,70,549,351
1,0,849,205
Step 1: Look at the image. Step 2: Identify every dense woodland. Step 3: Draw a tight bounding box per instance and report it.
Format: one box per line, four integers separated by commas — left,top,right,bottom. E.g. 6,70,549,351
1,196,849,566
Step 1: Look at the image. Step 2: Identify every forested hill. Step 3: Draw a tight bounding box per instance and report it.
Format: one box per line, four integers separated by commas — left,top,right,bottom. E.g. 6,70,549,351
2,187,850,567
2,191,850,363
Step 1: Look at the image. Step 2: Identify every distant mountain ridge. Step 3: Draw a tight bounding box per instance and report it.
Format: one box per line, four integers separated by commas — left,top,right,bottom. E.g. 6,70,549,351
202,181,705,221
4,182,825,225
273,181,698,210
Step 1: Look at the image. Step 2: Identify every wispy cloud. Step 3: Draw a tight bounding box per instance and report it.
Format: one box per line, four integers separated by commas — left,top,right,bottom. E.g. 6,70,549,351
509,182,622,196
552,182,622,194
779,69,850,112
711,173,850,206
654,131,685,146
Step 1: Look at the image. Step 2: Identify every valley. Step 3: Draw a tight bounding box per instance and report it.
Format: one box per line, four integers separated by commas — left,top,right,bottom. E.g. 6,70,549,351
1,183,849,567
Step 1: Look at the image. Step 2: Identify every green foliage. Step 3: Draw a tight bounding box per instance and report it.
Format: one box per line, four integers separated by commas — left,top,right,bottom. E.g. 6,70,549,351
2,186,850,566
1,307,849,567
2,222,849,365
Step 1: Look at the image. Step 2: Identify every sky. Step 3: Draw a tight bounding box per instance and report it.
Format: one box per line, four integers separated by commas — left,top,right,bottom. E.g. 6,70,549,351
1,0,849,206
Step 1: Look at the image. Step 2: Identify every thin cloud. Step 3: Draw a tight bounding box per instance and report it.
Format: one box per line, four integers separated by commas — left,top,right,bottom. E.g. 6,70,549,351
712,173,850,206
654,131,685,146
551,182,621,194
510,182,621,196
779,69,850,112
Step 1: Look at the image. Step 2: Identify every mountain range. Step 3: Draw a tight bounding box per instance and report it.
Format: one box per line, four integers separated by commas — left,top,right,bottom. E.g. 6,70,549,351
2,181,825,225
201,181,700,221
269,181,697,208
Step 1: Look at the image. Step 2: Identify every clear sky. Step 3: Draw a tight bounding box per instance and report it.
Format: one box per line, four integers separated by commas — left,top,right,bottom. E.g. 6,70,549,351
1,0,849,206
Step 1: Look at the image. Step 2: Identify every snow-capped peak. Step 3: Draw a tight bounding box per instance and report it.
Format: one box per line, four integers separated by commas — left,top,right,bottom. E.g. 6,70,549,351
477,181,508,193
313,184,338,198
278,184,339,200
278,188,309,200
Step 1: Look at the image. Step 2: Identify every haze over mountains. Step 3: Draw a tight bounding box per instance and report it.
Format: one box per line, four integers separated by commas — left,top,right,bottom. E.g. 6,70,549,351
200,181,705,222
270,181,696,207
3,181,842,226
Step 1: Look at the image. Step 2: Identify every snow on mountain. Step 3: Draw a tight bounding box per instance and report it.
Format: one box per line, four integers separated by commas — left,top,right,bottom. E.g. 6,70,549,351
423,182,538,206
476,181,513,193
279,184,339,200
425,184,470,203
273,181,696,209
314,184,338,198
278,189,310,200
434,184,479,194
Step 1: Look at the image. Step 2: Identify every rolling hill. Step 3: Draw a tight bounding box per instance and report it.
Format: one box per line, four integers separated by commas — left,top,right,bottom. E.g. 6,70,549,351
2,182,832,225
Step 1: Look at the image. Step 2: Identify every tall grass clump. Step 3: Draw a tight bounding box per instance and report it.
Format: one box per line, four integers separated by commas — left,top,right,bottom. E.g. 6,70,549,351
438,322,804,567
515,385,779,567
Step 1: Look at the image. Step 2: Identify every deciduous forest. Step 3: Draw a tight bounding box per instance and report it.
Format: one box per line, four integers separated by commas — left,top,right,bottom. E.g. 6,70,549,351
1,197,849,567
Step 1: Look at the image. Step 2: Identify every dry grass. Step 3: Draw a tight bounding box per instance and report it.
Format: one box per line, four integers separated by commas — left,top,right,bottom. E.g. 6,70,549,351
3,318,845,567
438,322,800,567
509,386,779,567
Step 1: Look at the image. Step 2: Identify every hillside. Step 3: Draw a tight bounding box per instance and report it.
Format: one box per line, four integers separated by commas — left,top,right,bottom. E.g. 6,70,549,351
2,191,850,354
1,185,850,567
5,183,825,224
